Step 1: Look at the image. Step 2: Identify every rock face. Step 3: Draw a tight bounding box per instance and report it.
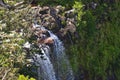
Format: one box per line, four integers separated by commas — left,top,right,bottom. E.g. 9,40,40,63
30,5,78,44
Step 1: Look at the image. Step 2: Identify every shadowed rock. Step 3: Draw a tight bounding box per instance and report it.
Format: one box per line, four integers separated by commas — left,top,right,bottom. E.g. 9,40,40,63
0,0,11,9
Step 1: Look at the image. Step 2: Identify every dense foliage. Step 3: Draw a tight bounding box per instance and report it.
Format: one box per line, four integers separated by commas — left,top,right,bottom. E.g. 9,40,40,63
0,0,120,80
69,1,120,80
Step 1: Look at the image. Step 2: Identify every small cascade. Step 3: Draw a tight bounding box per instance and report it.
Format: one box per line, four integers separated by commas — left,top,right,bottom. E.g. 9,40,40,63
48,31,74,80
31,24,74,80
32,45,56,80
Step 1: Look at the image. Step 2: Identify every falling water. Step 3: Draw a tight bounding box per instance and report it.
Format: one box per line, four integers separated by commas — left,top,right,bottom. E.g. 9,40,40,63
32,24,74,80
32,45,57,80
48,31,74,80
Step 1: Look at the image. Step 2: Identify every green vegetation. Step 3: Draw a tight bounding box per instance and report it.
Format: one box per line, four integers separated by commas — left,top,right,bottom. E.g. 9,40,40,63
36,0,74,6
0,0,120,80
0,2,33,79
18,75,35,80
68,1,120,80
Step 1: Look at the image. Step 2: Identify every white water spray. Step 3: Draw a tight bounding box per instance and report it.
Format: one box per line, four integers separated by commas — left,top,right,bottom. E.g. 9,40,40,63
33,45,56,80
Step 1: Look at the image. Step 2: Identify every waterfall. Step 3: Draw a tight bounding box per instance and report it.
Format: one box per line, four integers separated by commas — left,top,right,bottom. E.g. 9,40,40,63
31,24,74,80
48,31,74,80
32,45,57,80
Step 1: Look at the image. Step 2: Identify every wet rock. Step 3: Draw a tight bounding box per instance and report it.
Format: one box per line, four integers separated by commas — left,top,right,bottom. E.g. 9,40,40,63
30,0,38,6
65,9,75,18
40,55,47,60
23,42,31,49
29,5,77,44
59,28,68,36
37,37,54,45
66,20,76,33
42,22,51,28
50,22,57,29
59,19,76,37
39,6,49,14
55,5,65,14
